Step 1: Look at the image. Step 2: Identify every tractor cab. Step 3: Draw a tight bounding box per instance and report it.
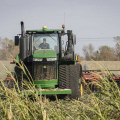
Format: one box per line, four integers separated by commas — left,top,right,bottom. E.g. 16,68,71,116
33,31,59,60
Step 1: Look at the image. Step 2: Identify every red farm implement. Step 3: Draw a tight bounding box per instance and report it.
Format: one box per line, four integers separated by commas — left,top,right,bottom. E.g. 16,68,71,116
82,70,120,90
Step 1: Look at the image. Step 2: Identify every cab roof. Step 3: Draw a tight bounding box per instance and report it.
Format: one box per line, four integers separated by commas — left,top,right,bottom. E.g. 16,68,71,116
26,29,64,34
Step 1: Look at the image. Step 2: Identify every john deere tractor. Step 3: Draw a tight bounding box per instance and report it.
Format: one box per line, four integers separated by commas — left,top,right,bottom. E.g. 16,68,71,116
14,21,82,99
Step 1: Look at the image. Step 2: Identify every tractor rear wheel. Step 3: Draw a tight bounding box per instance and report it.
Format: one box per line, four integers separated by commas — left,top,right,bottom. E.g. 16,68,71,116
59,64,81,99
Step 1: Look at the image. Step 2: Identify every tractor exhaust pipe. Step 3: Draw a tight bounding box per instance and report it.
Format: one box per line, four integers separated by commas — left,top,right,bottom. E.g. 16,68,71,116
20,21,26,60
21,21,25,37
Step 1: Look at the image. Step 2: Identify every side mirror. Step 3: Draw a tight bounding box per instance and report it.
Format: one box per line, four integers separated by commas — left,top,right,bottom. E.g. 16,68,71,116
15,36,19,46
73,34,76,45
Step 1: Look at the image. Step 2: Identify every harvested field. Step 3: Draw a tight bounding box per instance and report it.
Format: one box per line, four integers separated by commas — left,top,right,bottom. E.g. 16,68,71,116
0,60,15,80
81,61,120,75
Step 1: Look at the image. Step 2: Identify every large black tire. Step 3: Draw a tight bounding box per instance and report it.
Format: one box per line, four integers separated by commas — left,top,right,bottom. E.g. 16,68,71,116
14,66,22,90
15,62,33,91
59,64,81,99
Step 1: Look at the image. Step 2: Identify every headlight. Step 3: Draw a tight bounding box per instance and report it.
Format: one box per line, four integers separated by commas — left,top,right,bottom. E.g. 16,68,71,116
33,58,42,61
47,58,57,61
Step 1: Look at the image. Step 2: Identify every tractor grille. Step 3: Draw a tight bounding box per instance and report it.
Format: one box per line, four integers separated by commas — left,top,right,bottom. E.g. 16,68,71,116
33,61,57,80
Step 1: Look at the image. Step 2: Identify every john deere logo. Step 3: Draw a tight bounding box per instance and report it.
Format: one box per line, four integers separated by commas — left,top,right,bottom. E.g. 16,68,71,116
43,65,47,69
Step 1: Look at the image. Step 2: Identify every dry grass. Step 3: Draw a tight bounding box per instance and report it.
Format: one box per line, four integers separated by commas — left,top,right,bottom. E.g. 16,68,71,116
0,60,120,119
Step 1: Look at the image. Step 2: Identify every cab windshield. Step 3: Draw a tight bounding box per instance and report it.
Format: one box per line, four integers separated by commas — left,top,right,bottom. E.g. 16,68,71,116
33,33,59,53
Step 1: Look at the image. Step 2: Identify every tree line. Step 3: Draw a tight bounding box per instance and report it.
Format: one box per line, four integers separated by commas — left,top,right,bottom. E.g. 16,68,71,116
0,37,19,60
82,36,120,61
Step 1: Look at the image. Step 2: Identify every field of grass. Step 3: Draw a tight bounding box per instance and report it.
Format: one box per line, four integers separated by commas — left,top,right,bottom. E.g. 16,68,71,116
0,60,120,120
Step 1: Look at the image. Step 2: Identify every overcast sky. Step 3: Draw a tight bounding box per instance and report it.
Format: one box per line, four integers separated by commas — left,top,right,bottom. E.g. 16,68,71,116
0,0,120,56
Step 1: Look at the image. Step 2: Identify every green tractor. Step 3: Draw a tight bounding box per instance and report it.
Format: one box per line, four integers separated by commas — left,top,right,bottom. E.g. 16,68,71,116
14,22,82,99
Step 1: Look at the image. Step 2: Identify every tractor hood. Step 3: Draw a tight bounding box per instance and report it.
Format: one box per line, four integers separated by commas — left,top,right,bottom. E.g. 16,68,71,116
33,49,56,58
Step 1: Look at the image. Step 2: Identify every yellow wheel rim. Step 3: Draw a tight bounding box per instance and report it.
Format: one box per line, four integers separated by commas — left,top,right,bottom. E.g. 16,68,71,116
81,84,83,96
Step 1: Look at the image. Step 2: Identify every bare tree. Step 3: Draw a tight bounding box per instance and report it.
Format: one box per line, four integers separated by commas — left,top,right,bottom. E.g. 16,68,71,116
114,36,120,60
0,37,19,60
82,43,95,60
